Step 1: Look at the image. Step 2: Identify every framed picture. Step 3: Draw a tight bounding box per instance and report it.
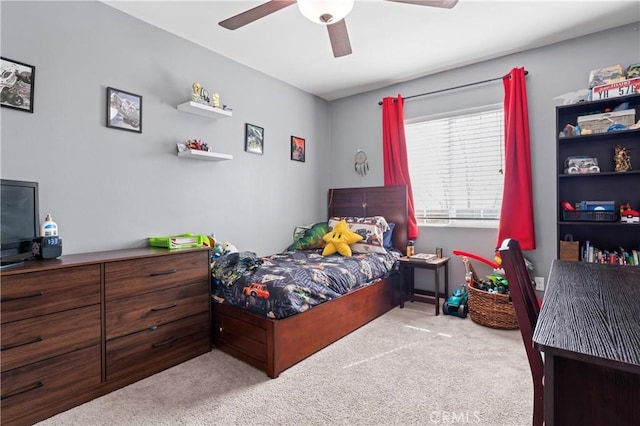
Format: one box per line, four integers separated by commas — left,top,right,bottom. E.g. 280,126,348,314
107,87,142,133
291,136,305,162
1,57,35,113
245,123,264,155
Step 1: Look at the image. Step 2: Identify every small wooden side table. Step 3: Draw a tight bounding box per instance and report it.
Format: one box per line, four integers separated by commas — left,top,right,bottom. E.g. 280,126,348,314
399,256,450,315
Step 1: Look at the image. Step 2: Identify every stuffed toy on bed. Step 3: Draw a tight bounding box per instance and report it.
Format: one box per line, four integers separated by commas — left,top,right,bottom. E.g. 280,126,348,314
322,219,363,257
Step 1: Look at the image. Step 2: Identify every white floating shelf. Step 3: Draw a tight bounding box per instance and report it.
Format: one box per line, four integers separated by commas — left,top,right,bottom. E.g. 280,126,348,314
178,149,233,161
177,101,232,119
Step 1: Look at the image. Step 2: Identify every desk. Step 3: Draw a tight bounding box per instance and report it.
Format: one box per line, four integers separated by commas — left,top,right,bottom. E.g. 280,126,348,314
399,256,449,315
533,260,640,426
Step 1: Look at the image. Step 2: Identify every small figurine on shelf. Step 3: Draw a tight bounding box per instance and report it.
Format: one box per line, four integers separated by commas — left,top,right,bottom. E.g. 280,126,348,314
200,87,210,105
211,93,220,109
192,82,201,102
192,82,212,105
614,145,632,172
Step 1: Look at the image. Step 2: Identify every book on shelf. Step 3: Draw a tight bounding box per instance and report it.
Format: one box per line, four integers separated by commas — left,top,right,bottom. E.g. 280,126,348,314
579,241,640,265
408,253,438,261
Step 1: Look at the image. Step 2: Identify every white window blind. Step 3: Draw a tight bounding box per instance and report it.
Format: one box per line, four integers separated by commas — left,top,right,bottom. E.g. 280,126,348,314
405,106,505,224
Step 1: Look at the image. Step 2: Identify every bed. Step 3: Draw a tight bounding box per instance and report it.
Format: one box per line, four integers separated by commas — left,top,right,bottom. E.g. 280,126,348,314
212,185,408,378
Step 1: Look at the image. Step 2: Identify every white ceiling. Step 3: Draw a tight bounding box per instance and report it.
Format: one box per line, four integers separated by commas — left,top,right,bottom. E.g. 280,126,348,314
104,0,640,101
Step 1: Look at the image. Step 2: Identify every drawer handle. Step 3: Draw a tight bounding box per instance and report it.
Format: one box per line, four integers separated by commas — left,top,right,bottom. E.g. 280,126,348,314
1,291,44,302
1,381,43,400
150,303,177,312
149,269,178,277
1,336,43,351
152,337,178,348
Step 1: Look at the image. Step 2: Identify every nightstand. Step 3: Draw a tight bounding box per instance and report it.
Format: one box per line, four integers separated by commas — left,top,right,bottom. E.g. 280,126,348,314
399,256,450,315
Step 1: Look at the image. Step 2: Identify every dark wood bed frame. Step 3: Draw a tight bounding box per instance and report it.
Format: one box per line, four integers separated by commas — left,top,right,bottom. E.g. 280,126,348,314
212,185,408,378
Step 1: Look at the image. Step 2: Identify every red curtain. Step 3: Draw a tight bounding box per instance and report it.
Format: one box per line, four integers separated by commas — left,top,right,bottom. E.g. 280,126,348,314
497,68,536,250
382,95,418,240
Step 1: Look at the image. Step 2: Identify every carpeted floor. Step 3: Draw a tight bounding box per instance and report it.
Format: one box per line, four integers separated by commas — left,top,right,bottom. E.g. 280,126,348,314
38,303,532,426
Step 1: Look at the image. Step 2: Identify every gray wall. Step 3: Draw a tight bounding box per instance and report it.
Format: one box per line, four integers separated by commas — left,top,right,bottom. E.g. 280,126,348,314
329,23,640,288
2,2,638,293
1,1,331,257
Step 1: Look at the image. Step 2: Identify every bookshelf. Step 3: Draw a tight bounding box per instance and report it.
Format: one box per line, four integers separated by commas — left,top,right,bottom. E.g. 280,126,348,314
556,93,640,263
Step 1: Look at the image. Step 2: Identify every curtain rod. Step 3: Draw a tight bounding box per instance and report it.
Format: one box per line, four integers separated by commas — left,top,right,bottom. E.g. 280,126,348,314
377,70,529,105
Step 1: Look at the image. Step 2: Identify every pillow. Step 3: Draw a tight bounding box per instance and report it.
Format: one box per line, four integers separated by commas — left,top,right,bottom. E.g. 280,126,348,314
328,216,389,254
383,222,396,250
287,222,329,251
322,219,363,257
329,216,390,233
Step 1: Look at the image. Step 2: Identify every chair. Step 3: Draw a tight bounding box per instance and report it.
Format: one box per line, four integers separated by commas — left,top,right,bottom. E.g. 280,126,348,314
499,238,544,426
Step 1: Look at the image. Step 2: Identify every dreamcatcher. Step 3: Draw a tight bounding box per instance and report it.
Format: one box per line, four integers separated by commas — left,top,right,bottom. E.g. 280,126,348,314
354,150,369,176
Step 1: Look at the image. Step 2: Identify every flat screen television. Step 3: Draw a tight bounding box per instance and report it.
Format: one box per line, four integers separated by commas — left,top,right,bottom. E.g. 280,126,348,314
1,179,39,267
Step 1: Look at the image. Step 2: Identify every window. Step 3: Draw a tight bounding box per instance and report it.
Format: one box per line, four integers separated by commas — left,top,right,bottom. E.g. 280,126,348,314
405,105,504,226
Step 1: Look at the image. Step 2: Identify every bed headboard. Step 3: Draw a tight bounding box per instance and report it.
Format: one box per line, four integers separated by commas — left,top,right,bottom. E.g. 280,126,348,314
327,185,408,253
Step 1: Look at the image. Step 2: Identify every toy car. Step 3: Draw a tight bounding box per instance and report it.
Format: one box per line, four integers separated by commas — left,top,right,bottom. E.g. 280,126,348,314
442,285,468,318
243,282,270,299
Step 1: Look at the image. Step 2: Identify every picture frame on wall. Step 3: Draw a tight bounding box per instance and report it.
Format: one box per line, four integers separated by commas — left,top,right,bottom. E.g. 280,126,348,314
106,87,142,133
0,57,35,113
245,123,264,155
291,136,305,162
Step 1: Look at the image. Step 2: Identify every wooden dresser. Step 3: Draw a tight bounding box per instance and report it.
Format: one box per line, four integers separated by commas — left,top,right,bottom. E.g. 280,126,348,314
0,247,211,425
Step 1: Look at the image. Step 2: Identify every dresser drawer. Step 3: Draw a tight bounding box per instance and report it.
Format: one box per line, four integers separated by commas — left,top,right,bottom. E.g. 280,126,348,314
106,281,209,340
105,251,209,300
1,265,101,324
1,345,101,425
1,305,101,372
106,312,209,382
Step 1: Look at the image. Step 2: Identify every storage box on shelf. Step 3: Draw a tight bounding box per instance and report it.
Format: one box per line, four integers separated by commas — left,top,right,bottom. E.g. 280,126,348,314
577,109,635,134
556,93,640,260
562,210,617,222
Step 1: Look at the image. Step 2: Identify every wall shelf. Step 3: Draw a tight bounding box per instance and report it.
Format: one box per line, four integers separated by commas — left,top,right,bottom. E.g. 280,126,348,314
177,149,232,161
177,101,232,119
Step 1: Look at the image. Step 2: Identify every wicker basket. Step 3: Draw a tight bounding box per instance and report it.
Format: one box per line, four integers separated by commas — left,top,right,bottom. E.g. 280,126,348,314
467,283,518,329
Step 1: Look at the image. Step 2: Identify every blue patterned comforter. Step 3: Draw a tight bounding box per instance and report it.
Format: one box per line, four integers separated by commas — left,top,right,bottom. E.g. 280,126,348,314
212,249,400,319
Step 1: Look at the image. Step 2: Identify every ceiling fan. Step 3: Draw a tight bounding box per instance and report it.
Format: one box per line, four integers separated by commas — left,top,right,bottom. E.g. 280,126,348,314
219,0,459,58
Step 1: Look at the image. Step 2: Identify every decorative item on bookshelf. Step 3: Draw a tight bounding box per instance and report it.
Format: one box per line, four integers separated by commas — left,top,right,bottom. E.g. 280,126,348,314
620,203,640,224
591,77,640,101
614,145,632,172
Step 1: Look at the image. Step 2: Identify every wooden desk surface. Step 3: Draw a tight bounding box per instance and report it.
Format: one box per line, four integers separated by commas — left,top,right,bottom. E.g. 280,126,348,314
533,260,640,374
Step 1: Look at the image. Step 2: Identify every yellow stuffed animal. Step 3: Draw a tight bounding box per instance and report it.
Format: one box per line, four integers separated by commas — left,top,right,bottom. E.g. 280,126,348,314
322,219,363,257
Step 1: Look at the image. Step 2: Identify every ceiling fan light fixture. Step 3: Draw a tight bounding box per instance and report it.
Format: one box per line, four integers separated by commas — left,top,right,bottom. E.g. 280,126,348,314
297,0,355,25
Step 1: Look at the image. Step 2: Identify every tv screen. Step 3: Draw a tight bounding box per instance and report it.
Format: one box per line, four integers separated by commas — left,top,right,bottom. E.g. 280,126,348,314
1,179,39,265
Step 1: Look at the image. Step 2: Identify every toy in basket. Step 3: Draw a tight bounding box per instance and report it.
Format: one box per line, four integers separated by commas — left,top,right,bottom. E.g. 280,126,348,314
452,250,519,330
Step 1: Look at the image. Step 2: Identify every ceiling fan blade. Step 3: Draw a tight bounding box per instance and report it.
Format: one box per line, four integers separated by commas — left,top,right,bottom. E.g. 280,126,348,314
384,0,459,9
327,19,352,58
219,0,297,30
